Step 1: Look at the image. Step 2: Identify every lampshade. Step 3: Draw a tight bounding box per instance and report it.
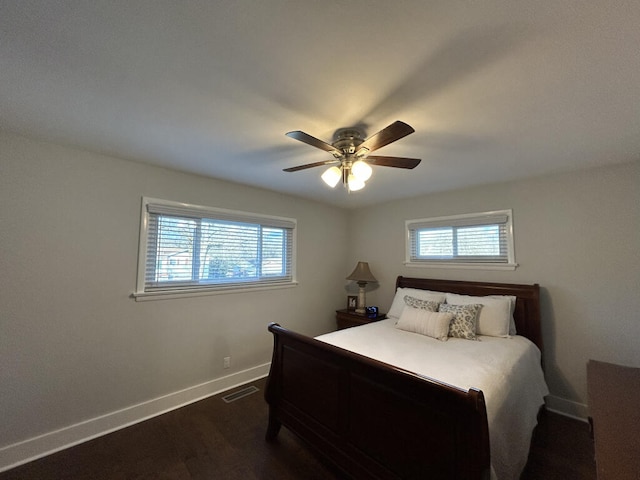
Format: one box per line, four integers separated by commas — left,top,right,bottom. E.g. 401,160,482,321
351,160,372,182
347,173,365,191
346,261,377,283
321,166,342,188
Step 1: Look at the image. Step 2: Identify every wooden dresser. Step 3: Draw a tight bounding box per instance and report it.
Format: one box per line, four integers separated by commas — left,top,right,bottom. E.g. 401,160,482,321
587,360,640,479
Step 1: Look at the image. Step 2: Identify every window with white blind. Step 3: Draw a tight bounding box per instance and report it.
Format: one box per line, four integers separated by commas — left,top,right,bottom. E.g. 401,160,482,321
134,198,296,299
405,210,517,270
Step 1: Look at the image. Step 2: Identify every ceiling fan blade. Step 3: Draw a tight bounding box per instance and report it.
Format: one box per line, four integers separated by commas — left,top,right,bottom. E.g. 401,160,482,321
283,160,340,172
365,156,421,169
356,120,415,155
286,131,342,157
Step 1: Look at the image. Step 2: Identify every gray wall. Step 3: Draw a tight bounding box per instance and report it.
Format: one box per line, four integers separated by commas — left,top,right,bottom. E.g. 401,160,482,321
349,160,640,417
0,132,349,457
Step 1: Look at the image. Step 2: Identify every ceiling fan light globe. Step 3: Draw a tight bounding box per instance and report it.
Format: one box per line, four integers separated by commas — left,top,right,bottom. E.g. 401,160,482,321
321,166,342,188
347,174,365,191
352,160,372,182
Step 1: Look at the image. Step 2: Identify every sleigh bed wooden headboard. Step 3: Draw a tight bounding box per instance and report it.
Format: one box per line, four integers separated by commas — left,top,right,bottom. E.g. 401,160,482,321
395,276,543,351
264,277,542,480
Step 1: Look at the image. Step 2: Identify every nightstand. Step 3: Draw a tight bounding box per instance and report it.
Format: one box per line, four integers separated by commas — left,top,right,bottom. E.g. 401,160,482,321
335,309,387,330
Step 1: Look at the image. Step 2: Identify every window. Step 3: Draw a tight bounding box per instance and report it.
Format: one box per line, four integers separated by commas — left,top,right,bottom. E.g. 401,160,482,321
134,198,296,299
406,210,517,270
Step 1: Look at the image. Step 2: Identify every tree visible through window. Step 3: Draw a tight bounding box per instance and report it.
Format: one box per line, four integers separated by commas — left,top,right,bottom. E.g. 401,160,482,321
136,198,296,296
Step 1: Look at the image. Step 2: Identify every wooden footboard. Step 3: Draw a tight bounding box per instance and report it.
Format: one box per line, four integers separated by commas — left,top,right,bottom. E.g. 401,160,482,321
264,323,490,480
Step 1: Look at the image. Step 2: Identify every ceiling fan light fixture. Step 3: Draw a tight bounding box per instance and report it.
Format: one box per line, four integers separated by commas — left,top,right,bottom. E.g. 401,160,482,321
321,166,342,188
351,160,372,182
284,121,420,193
347,173,365,192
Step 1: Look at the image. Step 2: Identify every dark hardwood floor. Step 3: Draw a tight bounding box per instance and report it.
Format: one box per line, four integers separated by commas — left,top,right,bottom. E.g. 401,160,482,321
1,377,595,479
522,409,596,480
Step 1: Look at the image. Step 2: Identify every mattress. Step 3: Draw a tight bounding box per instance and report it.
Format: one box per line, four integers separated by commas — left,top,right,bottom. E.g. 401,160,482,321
316,318,549,480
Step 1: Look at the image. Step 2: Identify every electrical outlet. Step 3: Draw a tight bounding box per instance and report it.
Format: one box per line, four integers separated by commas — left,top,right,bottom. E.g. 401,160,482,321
223,356,231,369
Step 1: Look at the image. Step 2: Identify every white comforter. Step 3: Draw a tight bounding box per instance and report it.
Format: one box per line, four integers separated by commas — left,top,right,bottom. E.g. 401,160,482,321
316,319,549,480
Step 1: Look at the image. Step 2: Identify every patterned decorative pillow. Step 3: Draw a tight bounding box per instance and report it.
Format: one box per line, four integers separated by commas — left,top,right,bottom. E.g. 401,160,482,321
403,295,440,312
445,293,513,337
438,303,482,340
387,288,447,318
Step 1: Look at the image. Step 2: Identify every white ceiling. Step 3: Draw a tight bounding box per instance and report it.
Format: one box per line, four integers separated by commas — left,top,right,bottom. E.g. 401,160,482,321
1,1,639,208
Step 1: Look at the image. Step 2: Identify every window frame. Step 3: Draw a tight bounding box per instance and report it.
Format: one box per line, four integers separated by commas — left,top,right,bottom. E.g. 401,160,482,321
133,197,297,300
405,209,517,270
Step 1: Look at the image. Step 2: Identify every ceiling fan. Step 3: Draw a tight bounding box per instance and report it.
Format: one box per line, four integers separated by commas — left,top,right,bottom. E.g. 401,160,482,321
283,120,421,192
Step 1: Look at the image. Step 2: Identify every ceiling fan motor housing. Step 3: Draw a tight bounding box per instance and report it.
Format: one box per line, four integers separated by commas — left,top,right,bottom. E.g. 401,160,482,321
333,129,365,155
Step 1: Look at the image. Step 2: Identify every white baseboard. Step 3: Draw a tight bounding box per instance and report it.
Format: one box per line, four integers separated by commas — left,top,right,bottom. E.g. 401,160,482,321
545,394,589,421
0,363,271,473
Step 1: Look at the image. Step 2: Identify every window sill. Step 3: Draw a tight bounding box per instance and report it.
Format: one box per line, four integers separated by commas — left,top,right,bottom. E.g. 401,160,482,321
404,261,518,271
132,281,298,301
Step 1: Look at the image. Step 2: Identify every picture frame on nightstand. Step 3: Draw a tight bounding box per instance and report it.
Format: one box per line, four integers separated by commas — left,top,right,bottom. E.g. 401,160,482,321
347,295,357,310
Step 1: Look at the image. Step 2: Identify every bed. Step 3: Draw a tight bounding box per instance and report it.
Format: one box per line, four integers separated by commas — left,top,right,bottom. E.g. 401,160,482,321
264,277,548,479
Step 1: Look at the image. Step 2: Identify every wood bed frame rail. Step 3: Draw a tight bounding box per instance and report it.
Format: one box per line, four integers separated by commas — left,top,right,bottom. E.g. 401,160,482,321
265,323,490,479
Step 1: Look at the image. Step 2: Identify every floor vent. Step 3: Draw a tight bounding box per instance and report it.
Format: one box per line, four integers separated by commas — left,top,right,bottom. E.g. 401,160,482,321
222,385,260,403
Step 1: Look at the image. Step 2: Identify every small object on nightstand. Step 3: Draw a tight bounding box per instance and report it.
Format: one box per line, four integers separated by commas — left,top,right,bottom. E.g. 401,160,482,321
336,308,386,330
347,295,358,310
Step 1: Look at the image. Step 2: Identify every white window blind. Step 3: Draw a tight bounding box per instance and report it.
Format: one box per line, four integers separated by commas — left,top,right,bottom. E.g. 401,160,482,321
135,198,296,298
406,210,516,270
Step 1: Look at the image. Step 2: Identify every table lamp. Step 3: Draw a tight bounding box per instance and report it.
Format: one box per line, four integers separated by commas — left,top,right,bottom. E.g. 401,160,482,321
346,261,378,314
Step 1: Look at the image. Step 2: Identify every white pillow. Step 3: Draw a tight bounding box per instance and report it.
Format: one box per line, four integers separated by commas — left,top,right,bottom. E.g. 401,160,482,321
395,306,453,341
488,295,517,335
445,293,512,337
387,287,447,318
